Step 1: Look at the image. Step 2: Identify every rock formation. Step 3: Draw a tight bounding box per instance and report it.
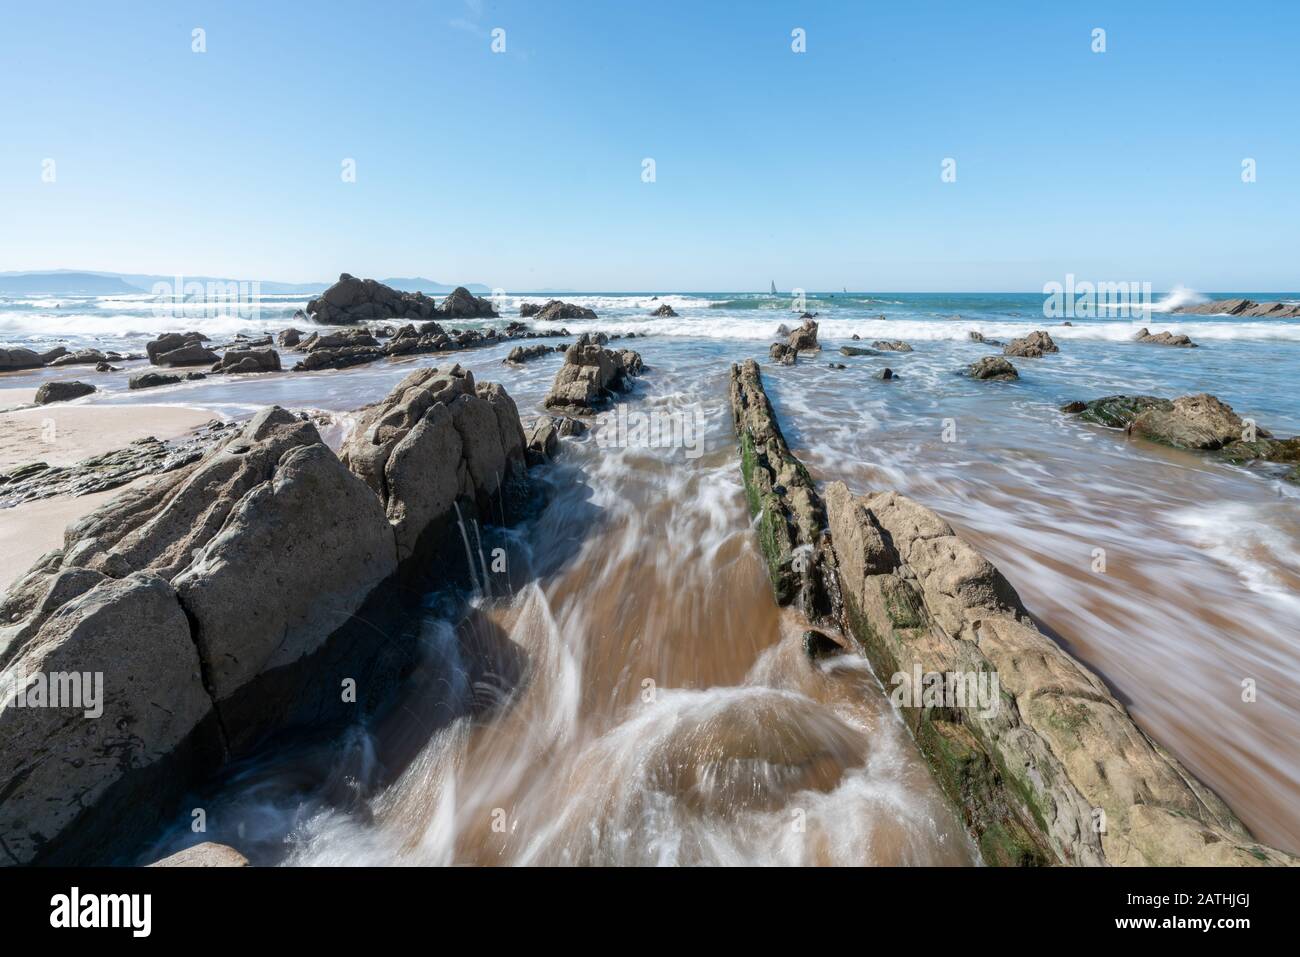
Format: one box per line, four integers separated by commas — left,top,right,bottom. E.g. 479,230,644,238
651,303,677,317
543,335,643,415
519,300,596,322
872,340,912,352
1174,298,1300,319
0,348,45,372
969,356,1019,380
306,274,441,324
1003,330,1059,358
1133,327,1197,347
787,318,819,352
213,348,281,374
34,380,96,404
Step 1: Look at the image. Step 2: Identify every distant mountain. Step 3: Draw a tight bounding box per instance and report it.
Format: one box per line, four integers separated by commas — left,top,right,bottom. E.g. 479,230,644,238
380,277,492,295
0,270,490,297
0,271,143,295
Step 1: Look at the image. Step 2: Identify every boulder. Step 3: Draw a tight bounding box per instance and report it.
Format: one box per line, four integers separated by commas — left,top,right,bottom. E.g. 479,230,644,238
1134,327,1197,347
505,344,557,364
969,356,1019,380
278,328,303,347
438,286,498,319
306,274,440,325
651,303,677,317
129,372,182,390
0,348,43,372
34,380,96,404
871,340,912,352
1060,394,1170,429
839,345,880,357
38,347,69,364
543,335,643,415
1129,393,1252,450
522,300,597,323
525,417,561,466
787,318,819,352
145,332,208,363
877,368,899,381
769,342,796,365
156,342,220,367
214,348,281,374
48,349,108,367
1003,330,1058,358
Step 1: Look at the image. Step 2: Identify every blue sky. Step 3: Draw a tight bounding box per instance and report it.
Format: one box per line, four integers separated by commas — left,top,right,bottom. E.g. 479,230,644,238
1,0,1296,291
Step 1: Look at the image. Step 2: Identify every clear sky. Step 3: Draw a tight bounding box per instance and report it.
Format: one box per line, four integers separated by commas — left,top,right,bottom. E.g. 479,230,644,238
1,0,1296,291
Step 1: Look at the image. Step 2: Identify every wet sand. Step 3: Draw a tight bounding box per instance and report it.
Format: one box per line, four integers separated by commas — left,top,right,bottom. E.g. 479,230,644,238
0,400,215,472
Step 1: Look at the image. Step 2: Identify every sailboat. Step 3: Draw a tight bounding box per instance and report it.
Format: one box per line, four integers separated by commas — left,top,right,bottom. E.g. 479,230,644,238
769,280,777,296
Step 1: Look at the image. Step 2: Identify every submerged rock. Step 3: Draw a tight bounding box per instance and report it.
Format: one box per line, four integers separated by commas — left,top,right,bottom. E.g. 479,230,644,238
871,340,912,352
839,345,880,357
968,330,1003,346
505,343,558,364
1003,330,1058,358
34,380,96,404
1134,327,1197,347
968,356,1018,380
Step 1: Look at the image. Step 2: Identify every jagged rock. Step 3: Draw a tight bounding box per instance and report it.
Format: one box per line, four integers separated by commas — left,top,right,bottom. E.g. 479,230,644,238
0,348,43,372
651,303,677,317
543,335,643,415
505,344,557,364
145,332,208,363
728,358,834,618
129,372,182,390
150,842,249,867
872,340,912,352
969,356,1019,380
293,328,386,370
824,480,1293,866
769,342,797,365
525,417,560,465
1004,330,1059,358
969,330,1003,346
34,380,96,404
521,300,597,323
519,303,541,318
438,286,498,319
306,274,440,324
277,328,302,347
787,318,819,352
156,342,220,367
1134,327,1197,347
1003,329,1058,358
214,348,281,374
1129,393,1256,451
1174,298,1300,318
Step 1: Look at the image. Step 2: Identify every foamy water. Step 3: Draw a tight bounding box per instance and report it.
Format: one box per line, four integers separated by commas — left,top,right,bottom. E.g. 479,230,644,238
5,290,1297,862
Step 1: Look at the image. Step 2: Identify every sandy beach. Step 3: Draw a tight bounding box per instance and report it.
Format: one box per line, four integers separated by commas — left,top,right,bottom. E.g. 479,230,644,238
0,399,216,591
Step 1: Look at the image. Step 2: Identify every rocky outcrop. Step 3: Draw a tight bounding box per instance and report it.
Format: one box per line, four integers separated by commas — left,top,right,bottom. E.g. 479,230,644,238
728,359,837,620
1133,327,1197,347
520,300,596,322
146,332,209,364
824,481,1292,866
1004,330,1058,358
149,842,249,867
0,421,237,507
505,343,558,365
0,348,43,372
0,368,538,864
1062,393,1299,482
872,340,912,352
340,366,528,565
769,342,796,365
787,318,819,352
651,303,677,317
1174,298,1300,319
438,286,498,319
305,274,440,325
969,356,1019,380
543,335,643,415
213,348,281,374
34,380,96,404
